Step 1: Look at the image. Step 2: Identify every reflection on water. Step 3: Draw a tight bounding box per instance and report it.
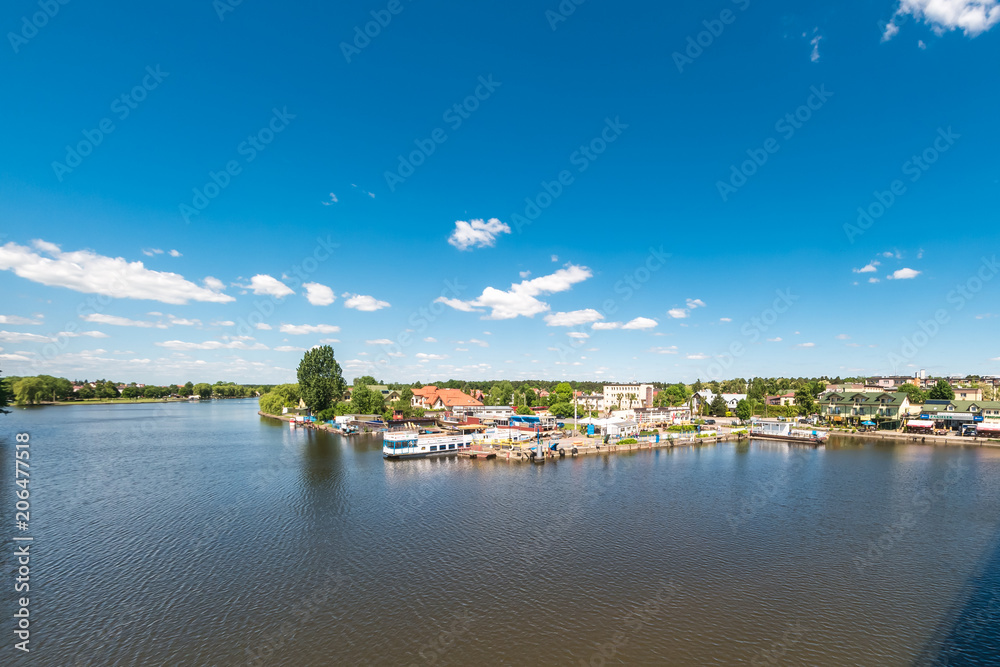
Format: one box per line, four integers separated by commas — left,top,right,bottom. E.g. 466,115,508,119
1,402,999,665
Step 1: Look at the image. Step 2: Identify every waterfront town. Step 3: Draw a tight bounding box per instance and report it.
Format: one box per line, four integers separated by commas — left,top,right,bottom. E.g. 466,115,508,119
7,369,1000,442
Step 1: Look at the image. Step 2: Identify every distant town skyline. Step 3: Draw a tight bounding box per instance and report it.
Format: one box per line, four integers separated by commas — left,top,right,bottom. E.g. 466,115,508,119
3,1,1000,384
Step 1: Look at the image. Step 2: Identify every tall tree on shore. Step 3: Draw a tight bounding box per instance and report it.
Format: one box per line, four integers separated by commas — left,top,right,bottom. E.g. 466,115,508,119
929,379,955,401
297,346,346,414
0,371,9,414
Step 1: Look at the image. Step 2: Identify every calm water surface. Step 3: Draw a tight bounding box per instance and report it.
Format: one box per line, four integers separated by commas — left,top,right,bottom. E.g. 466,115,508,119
2,400,999,665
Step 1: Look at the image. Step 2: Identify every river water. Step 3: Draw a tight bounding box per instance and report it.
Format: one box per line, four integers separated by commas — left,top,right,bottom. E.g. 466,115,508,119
2,399,998,665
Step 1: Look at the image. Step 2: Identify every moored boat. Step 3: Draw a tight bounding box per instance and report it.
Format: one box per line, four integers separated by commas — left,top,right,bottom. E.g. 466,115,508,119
750,419,828,444
382,428,476,459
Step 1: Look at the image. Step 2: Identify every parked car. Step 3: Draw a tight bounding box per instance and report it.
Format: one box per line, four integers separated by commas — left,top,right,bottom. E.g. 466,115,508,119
705,419,716,425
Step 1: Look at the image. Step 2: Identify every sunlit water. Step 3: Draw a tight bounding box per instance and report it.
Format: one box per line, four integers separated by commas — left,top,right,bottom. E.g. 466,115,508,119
2,400,998,665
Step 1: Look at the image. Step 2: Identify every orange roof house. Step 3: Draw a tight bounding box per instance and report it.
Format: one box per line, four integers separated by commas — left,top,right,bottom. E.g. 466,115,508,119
410,386,483,410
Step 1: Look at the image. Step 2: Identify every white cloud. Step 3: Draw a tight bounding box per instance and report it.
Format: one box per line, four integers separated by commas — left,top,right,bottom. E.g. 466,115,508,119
888,268,921,280
0,330,53,343
342,293,390,311
82,313,168,329
686,353,709,360
551,255,559,262
415,352,447,360
622,317,658,330
767,337,783,342
719,317,732,323
274,345,307,352
918,38,928,48
256,323,273,331
142,248,163,256
211,320,235,327
467,338,489,347
303,282,336,306
0,315,43,325
544,309,605,327
244,274,294,298
156,339,269,351
366,339,394,345
853,262,880,273
884,0,1000,40
204,277,225,292
319,338,340,344
810,32,823,62
167,316,200,326
423,337,437,343
796,342,816,348
686,298,706,309
869,277,881,284
447,218,511,251
436,265,592,320
836,334,851,340
168,249,182,257
279,324,341,335
0,353,31,361
592,322,622,330
567,332,590,339
322,193,338,206
649,346,678,354
667,308,689,319
519,270,532,278
0,240,234,304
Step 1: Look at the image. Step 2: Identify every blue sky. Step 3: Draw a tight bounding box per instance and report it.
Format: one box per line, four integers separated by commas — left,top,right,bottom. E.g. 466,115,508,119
1,0,999,385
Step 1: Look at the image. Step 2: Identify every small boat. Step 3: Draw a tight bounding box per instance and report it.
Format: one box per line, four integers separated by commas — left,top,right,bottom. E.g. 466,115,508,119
382,428,476,459
750,419,828,444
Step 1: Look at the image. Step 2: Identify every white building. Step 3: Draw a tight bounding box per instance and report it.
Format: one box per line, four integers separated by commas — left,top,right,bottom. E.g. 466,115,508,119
602,384,654,411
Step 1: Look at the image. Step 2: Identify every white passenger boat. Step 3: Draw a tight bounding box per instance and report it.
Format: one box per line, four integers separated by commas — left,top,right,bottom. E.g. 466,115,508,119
382,428,476,459
750,419,829,444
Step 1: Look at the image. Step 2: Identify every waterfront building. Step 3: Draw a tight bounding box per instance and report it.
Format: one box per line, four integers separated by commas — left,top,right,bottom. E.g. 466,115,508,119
601,383,654,411
918,399,1000,430
766,392,796,406
410,386,483,410
821,392,911,423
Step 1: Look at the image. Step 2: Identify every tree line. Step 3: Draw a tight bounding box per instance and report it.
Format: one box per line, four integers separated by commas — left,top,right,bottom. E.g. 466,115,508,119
1,374,270,406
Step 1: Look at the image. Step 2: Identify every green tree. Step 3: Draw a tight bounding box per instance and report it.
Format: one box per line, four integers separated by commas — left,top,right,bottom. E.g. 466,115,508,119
736,399,752,422
350,383,385,414
548,401,575,418
929,379,955,401
194,383,213,399
77,384,95,400
354,375,378,387
259,384,301,415
515,406,533,415
692,378,703,393
898,383,927,405
296,346,346,413
709,395,727,417
553,382,573,404
13,377,47,405
794,388,816,416
121,387,139,400
0,371,8,414
181,381,194,397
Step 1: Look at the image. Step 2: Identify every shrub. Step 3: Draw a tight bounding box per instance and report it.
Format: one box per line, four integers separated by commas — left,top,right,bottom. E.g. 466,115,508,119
618,438,638,445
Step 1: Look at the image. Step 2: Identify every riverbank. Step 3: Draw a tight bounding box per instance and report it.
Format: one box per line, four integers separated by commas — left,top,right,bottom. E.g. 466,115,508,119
832,429,1000,448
